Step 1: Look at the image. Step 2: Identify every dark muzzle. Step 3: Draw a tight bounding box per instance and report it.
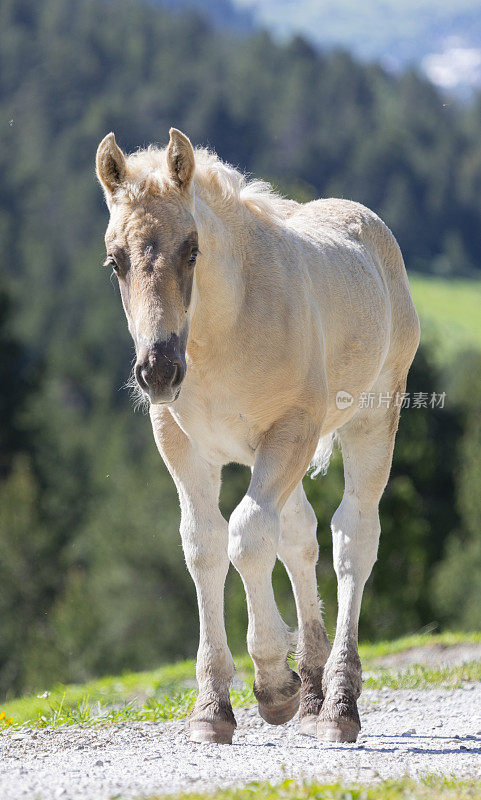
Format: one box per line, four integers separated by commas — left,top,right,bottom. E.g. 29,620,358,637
135,335,185,404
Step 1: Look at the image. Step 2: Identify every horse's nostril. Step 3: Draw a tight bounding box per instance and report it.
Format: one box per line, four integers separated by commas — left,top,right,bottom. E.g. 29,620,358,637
171,359,184,388
135,362,149,391
135,350,184,399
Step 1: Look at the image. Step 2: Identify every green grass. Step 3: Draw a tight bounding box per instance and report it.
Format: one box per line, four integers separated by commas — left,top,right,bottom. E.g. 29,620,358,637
358,630,481,661
144,775,481,800
364,661,481,690
359,632,481,690
1,632,480,730
0,655,255,730
409,274,481,361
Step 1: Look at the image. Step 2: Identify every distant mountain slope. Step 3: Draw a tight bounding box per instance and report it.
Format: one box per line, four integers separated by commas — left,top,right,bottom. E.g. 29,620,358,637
232,0,481,62
188,0,481,92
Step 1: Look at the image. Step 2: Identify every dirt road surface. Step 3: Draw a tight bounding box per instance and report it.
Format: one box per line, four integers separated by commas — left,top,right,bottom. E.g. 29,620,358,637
2,686,481,799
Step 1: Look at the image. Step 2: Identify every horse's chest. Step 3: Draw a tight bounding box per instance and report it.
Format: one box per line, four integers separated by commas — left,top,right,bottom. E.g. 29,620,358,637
170,396,259,466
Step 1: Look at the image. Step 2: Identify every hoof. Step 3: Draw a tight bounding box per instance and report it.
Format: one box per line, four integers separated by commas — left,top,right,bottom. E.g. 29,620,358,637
316,717,360,743
258,689,300,725
189,720,235,744
299,713,318,737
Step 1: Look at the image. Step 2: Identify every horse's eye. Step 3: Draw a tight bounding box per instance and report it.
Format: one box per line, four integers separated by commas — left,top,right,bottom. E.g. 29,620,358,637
104,256,119,273
188,247,198,266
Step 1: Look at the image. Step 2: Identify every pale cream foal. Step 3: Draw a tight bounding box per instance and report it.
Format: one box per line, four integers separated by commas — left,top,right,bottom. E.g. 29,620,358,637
96,128,420,744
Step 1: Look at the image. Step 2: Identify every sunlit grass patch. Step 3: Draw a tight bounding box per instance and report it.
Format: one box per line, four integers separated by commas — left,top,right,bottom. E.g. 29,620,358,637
1,632,480,729
0,668,256,729
358,630,481,663
364,661,481,690
141,775,481,800
409,274,481,362
11,685,257,730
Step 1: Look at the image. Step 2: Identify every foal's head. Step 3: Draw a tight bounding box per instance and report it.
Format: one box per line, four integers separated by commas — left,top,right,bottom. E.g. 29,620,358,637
96,128,198,405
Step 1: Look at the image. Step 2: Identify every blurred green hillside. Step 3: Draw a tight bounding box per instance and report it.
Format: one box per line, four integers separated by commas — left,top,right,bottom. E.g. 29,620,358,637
411,275,481,359
1,0,481,701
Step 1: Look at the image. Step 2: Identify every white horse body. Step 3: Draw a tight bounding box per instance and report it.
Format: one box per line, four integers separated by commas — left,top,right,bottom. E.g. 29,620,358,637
168,195,410,469
97,129,420,745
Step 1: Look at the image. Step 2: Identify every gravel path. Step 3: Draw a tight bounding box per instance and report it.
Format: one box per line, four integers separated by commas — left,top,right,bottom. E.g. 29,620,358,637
2,687,481,799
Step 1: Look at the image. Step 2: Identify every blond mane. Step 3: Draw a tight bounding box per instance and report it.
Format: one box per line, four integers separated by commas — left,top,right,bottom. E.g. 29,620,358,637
120,145,299,224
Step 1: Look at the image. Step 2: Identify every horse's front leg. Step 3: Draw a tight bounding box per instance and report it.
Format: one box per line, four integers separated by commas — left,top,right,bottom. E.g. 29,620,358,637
151,407,236,744
228,409,322,725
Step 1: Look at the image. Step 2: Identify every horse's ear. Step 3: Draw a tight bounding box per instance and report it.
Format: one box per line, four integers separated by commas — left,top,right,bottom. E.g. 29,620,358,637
166,128,195,192
96,133,126,199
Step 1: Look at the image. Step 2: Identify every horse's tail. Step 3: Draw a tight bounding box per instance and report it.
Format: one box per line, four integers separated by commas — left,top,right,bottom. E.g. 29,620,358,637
309,431,336,478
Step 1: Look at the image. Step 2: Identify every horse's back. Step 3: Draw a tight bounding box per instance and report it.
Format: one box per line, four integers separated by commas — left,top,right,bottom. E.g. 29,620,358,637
288,197,420,375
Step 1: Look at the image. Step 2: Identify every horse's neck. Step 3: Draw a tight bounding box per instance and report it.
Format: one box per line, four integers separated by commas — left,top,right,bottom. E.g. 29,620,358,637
189,192,246,348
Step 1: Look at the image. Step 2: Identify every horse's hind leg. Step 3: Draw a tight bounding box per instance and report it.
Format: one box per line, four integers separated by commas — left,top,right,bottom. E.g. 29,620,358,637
278,483,331,736
317,373,407,743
